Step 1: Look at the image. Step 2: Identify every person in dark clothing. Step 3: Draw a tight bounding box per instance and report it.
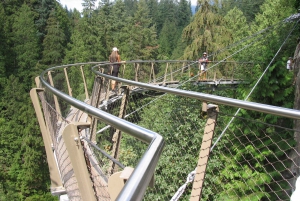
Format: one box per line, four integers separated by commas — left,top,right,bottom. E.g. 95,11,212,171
109,47,121,91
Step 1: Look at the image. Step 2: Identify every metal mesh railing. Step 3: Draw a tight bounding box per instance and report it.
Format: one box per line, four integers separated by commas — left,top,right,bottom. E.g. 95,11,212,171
32,59,300,201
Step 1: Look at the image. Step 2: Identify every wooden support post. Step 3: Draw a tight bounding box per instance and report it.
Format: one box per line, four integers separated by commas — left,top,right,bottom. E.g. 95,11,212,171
231,62,236,82
90,76,105,143
48,71,62,122
149,62,156,83
170,65,173,82
190,104,219,201
122,63,126,78
109,86,130,174
198,63,201,81
135,63,139,82
181,62,186,75
62,123,97,201
80,65,89,101
163,63,169,86
30,87,65,195
64,67,72,97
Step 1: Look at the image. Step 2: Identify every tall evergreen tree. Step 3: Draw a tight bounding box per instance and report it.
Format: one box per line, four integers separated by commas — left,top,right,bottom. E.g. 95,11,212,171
222,0,266,22
177,0,192,29
12,3,40,88
108,0,129,51
0,75,54,200
95,0,115,59
0,3,6,82
42,8,66,66
182,0,229,60
34,0,57,44
82,0,97,17
158,20,178,59
215,0,298,200
121,0,158,60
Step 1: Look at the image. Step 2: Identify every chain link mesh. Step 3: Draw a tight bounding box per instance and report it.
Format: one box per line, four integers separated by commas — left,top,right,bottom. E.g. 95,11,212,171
35,60,299,201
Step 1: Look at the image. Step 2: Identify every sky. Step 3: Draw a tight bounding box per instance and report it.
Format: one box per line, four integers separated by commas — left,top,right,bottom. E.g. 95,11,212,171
58,0,197,12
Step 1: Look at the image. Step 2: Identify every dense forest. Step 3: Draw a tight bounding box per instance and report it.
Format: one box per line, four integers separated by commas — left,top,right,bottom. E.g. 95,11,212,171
0,0,300,200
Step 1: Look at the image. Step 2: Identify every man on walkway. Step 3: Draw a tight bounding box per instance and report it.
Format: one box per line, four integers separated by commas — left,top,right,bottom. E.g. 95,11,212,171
199,52,210,81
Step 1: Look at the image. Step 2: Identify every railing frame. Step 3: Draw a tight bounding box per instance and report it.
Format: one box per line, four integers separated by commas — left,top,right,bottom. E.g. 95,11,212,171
92,61,300,120
38,61,300,200
39,63,165,201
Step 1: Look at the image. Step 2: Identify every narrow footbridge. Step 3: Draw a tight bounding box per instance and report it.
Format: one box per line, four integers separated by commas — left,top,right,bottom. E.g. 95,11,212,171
31,60,300,201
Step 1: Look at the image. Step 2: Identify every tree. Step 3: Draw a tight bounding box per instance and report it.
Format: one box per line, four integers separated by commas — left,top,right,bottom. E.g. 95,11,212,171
0,76,53,200
158,20,178,59
0,3,6,83
12,3,40,88
181,0,230,60
121,0,158,60
222,0,266,22
213,0,298,200
33,0,57,44
82,0,97,17
42,8,66,66
177,0,192,30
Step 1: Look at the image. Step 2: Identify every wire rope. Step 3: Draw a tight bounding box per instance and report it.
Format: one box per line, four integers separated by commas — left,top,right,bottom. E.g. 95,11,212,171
210,19,300,151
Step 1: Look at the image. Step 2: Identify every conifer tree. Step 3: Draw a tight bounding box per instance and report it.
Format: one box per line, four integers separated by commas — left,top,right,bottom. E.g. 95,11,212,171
0,75,53,200
106,0,128,54
64,18,90,64
215,1,297,200
82,0,97,17
158,20,178,59
177,0,192,29
12,3,40,88
34,0,57,43
0,3,6,82
182,0,229,60
42,8,66,66
222,0,266,22
146,0,159,27
121,0,158,60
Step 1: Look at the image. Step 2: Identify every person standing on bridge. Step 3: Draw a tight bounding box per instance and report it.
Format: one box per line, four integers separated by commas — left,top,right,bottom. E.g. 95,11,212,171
109,47,121,92
199,52,210,81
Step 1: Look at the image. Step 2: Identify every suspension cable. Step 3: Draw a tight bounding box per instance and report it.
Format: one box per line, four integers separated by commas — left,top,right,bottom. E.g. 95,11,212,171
210,19,300,151
81,136,125,169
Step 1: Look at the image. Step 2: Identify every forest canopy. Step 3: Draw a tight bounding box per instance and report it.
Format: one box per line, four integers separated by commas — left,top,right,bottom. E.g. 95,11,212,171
0,0,299,200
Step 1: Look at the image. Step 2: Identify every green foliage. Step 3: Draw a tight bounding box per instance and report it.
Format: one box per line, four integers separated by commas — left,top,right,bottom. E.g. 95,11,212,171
12,3,40,88
221,0,266,22
182,0,230,60
118,83,206,200
1,0,299,199
42,9,66,66
0,76,51,200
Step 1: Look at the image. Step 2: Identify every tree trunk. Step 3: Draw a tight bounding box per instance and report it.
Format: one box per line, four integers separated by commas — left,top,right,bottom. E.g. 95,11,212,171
289,41,300,191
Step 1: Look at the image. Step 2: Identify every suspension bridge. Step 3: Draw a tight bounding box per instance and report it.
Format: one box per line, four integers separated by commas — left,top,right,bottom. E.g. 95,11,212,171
30,13,300,201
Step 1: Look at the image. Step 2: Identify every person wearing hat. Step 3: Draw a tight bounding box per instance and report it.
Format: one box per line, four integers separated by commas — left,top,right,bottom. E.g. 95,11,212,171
109,47,121,92
198,52,210,81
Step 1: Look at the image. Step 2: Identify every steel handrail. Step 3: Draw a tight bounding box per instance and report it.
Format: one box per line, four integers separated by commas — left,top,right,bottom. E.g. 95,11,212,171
91,64,300,120
39,64,165,201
